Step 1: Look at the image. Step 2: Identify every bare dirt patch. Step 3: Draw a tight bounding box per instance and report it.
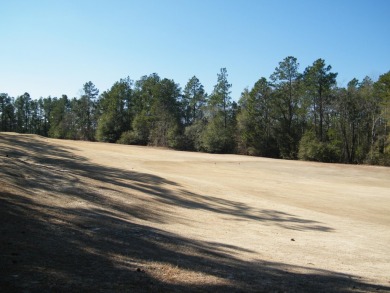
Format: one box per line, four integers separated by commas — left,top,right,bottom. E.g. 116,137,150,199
1,133,390,292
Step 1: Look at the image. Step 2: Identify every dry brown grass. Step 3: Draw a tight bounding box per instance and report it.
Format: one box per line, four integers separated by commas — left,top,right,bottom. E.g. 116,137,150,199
1,132,390,292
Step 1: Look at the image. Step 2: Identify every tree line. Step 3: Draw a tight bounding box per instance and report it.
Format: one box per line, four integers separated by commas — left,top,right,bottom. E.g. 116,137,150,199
1,56,389,165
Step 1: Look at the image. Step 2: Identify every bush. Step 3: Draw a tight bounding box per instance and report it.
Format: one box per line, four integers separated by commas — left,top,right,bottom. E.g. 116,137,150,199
117,131,138,145
129,113,152,145
184,120,207,151
96,113,119,143
298,130,340,163
202,119,235,153
365,136,390,166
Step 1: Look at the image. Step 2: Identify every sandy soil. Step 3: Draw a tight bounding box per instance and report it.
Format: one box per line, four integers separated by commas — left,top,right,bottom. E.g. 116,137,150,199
1,132,390,292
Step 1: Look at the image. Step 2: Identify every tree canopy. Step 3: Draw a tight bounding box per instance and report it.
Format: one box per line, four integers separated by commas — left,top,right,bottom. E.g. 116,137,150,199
1,59,389,166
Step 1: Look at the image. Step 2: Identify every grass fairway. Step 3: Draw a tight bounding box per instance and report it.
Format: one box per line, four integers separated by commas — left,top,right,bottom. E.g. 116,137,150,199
1,132,390,292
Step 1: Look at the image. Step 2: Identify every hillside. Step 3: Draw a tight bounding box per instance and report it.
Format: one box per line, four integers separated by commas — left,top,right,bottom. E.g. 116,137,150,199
1,132,390,292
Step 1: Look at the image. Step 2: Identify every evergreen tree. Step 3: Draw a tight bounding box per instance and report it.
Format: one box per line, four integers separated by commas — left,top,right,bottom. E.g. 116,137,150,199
182,76,206,125
49,95,71,139
203,68,235,153
372,71,390,164
41,96,53,136
333,79,368,163
124,74,161,145
208,68,232,129
78,81,99,140
0,93,15,131
237,78,278,156
14,92,31,133
303,59,337,141
270,56,304,159
97,77,133,142
122,74,182,147
149,78,182,147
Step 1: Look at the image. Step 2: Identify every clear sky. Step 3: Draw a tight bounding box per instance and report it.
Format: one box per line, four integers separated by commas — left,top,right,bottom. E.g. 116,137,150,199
1,0,389,101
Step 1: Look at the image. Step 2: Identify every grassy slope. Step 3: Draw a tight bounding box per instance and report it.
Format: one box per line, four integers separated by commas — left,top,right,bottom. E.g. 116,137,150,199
1,133,390,292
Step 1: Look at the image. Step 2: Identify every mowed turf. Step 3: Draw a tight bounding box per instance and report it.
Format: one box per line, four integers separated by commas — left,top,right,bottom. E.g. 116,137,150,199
1,132,390,292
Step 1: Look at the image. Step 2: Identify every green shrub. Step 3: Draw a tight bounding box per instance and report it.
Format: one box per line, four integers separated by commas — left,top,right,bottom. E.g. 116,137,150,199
117,131,137,145
184,121,207,151
298,130,340,163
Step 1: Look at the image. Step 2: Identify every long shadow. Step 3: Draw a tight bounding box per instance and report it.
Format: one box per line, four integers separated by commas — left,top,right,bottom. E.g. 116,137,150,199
1,192,388,292
0,133,179,224
1,133,388,292
1,133,333,231
158,189,334,232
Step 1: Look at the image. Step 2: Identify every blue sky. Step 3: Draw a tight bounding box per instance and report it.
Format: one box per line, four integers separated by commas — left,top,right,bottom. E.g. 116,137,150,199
1,0,389,101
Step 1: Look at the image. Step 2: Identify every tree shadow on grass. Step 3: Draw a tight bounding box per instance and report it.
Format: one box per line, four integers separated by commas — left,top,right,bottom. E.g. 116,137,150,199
158,189,335,232
1,133,388,292
1,192,388,293
1,133,333,231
